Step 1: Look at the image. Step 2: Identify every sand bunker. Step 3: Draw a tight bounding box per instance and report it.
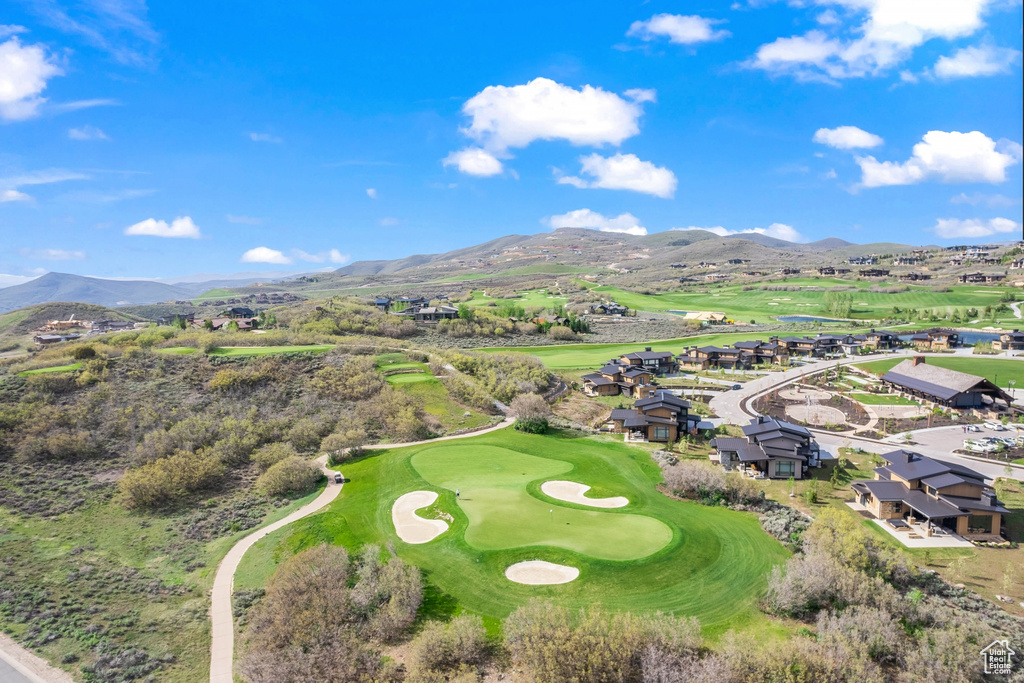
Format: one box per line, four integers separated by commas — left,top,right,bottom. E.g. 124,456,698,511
392,491,448,544
505,560,579,585
541,481,628,508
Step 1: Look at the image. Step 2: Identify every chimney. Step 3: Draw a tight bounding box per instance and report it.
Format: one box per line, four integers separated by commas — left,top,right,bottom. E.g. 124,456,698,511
912,356,926,366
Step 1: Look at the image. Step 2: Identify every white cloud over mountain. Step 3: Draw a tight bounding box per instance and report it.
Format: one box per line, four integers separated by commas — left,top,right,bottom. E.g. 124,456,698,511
627,14,730,45
545,209,647,235
125,216,202,238
930,217,1021,239
674,223,807,243
557,153,677,198
241,247,291,264
856,130,1021,188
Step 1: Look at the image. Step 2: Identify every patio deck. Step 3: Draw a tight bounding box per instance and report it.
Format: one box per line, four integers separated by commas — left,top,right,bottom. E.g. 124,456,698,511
845,501,974,548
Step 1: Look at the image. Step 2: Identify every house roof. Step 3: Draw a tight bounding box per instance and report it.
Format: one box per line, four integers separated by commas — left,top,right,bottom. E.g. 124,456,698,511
609,409,636,421
883,358,987,395
621,351,674,361
852,480,911,500
597,364,623,376
582,373,616,386
920,472,978,490
903,489,967,518
939,494,1009,515
882,449,954,481
621,368,651,378
743,417,811,439
635,391,690,409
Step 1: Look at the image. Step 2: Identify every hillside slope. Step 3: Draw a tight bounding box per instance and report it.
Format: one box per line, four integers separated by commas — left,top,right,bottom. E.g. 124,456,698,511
0,273,192,312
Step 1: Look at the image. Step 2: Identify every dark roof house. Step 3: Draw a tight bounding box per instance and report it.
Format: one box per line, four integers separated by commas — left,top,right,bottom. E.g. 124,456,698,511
711,415,820,479
880,356,1011,409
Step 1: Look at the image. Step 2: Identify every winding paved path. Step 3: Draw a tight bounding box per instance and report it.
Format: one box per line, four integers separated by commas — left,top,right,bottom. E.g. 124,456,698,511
208,417,514,683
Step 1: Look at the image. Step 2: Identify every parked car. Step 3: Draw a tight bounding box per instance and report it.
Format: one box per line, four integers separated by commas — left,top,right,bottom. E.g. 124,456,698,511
983,421,1006,431
731,384,742,390
964,424,981,432
963,439,996,453
334,473,343,484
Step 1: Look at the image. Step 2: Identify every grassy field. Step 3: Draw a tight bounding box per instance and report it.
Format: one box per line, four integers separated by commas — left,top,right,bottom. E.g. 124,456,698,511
208,344,335,357
154,346,198,355
465,288,569,310
191,287,237,301
848,392,920,406
587,280,1016,323
247,429,790,636
377,353,492,432
16,362,82,376
481,331,796,370
854,357,1024,388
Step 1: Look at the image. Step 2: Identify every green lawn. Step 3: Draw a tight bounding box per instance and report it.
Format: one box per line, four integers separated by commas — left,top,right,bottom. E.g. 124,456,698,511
848,392,920,406
465,288,569,310
257,429,789,635
207,344,335,357
587,280,1015,322
854,357,1024,388
17,362,82,376
191,287,238,301
154,346,198,355
480,331,797,369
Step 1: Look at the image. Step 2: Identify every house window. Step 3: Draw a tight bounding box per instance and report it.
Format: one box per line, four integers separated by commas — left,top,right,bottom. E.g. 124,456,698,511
653,426,670,441
893,502,902,513
775,461,795,477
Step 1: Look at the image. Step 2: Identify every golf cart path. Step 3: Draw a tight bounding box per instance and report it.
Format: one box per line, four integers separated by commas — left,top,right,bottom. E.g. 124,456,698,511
209,417,513,683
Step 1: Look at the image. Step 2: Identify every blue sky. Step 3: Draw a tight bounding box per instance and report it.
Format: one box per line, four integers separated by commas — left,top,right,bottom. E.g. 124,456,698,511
1,0,1022,283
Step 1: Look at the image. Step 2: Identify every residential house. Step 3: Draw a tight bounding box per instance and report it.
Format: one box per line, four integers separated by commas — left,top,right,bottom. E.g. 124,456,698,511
862,329,902,350
697,261,717,268
879,356,1011,409
618,348,677,375
849,256,877,265
958,272,1005,283
1009,259,1024,270
157,313,195,326
687,345,751,369
682,311,729,325
908,329,960,350
591,302,629,315
898,273,931,281
859,268,890,277
851,449,1008,538
726,258,749,264
374,297,392,312
669,263,686,269
993,330,1024,351
892,256,922,266
732,339,789,365
711,415,821,479
776,268,800,275
742,271,766,276
412,306,459,322
777,334,855,358
90,320,135,334
581,364,655,399
608,391,700,442
705,273,732,281
34,333,83,346
817,267,837,276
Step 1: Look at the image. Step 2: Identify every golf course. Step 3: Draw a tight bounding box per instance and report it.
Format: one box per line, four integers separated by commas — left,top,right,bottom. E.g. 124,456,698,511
240,428,790,635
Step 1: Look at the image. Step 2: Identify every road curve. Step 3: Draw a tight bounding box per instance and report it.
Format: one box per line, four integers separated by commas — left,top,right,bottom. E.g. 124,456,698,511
709,351,1024,481
208,417,514,682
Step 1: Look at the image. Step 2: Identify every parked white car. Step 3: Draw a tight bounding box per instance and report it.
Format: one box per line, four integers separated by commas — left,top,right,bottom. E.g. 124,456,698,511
983,421,1006,431
963,439,997,453
964,424,981,433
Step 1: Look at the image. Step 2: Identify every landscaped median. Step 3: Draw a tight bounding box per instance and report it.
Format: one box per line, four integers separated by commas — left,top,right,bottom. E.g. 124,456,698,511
237,428,790,635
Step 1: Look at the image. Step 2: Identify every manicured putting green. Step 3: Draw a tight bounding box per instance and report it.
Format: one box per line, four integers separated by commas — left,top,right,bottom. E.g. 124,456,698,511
386,372,433,384
411,445,671,560
17,362,82,376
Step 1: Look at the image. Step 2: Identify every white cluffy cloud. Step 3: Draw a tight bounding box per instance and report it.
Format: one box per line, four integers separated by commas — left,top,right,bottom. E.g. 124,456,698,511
545,209,647,236
934,44,1021,79
240,247,349,265
0,38,63,120
0,272,40,288
748,0,1000,82
930,217,1021,239
674,223,807,243
68,125,109,140
19,248,85,260
443,147,504,176
856,130,1021,188
1,189,31,202
241,247,291,264
248,132,282,143
813,126,884,149
557,153,677,198
627,14,730,45
444,77,654,177
124,216,203,238
365,188,378,198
